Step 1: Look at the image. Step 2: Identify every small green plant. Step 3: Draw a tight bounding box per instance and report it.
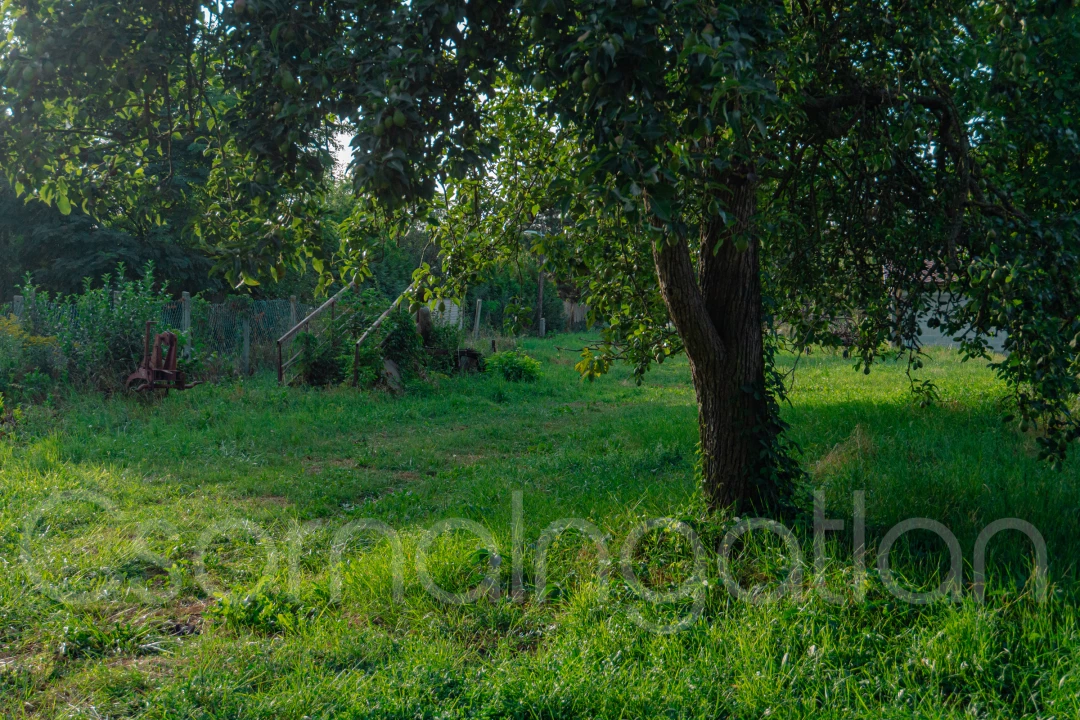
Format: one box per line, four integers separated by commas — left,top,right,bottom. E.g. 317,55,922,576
207,582,310,635
487,350,541,382
56,622,157,660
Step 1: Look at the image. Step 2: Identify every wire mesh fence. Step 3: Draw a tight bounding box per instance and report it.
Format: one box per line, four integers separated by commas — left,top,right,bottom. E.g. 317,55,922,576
5,291,317,377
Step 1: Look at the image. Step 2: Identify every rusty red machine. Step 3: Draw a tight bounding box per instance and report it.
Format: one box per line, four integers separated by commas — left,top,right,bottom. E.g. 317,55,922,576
126,321,200,392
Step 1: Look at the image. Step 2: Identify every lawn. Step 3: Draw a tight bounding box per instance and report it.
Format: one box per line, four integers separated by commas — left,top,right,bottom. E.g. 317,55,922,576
1,335,1078,719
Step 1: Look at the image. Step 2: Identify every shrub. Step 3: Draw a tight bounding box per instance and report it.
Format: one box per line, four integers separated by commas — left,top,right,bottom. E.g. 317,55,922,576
17,263,178,392
426,322,465,373
339,287,391,387
294,330,345,386
350,341,384,388
382,307,423,370
0,313,62,403
487,350,541,382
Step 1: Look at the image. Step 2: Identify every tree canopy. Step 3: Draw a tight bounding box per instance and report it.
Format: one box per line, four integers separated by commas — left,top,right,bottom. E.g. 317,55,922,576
3,0,1079,508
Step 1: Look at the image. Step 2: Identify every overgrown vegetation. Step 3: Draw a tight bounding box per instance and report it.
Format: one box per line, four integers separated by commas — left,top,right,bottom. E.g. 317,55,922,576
487,349,541,382
0,338,1073,718
0,264,184,402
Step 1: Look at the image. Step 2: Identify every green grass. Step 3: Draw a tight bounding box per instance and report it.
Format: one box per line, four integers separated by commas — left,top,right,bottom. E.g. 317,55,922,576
1,335,1079,718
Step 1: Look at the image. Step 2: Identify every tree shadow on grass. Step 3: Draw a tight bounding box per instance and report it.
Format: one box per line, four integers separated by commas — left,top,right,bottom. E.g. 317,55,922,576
787,394,1080,589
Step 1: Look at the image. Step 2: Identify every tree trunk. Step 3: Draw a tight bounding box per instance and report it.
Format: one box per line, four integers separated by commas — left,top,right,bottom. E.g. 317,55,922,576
652,169,778,512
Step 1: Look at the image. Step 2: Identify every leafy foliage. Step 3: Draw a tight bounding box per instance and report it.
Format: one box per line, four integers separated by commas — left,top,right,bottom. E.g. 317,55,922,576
0,181,218,299
0,312,61,403
17,263,180,391
294,331,345,387
487,350,541,382
206,582,311,635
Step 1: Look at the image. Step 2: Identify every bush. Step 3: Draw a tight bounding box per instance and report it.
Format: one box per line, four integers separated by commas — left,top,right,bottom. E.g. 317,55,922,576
382,308,423,370
295,330,346,386
426,322,465,373
487,350,541,382
16,262,179,392
350,340,384,388
0,313,63,403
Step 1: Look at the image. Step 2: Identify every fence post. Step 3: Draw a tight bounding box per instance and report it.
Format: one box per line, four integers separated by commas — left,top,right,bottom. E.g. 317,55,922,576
12,295,23,322
289,295,297,328
473,299,482,341
539,317,546,338
113,290,121,306
181,291,192,359
241,317,251,375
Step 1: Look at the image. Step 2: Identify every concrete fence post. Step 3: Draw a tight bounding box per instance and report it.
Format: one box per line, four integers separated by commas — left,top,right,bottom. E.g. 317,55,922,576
539,318,546,338
289,295,297,328
181,291,192,359
12,295,23,322
473,299,482,341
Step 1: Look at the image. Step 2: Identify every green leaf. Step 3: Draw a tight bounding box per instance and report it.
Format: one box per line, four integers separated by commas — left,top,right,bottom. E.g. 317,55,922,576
57,194,72,216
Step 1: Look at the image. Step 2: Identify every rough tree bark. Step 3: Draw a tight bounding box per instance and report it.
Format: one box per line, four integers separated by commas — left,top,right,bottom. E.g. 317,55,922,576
652,169,777,512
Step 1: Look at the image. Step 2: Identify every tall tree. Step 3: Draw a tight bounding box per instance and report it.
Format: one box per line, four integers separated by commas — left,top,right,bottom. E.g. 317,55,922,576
3,0,1079,512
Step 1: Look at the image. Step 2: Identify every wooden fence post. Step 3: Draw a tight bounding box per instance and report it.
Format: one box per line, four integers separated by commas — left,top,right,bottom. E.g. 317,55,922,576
181,291,192,359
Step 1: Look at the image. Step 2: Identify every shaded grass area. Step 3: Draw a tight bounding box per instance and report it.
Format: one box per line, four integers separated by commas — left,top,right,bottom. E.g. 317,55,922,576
1,335,1078,718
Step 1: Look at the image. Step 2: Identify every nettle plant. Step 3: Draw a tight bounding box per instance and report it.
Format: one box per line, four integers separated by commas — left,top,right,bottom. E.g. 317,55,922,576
4,0,1080,512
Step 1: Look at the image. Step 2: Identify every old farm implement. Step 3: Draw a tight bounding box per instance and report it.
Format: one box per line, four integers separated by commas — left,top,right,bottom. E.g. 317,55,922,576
126,320,201,392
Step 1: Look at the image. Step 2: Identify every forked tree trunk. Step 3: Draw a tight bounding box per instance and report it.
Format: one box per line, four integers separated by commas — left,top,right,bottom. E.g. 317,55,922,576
652,169,778,512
